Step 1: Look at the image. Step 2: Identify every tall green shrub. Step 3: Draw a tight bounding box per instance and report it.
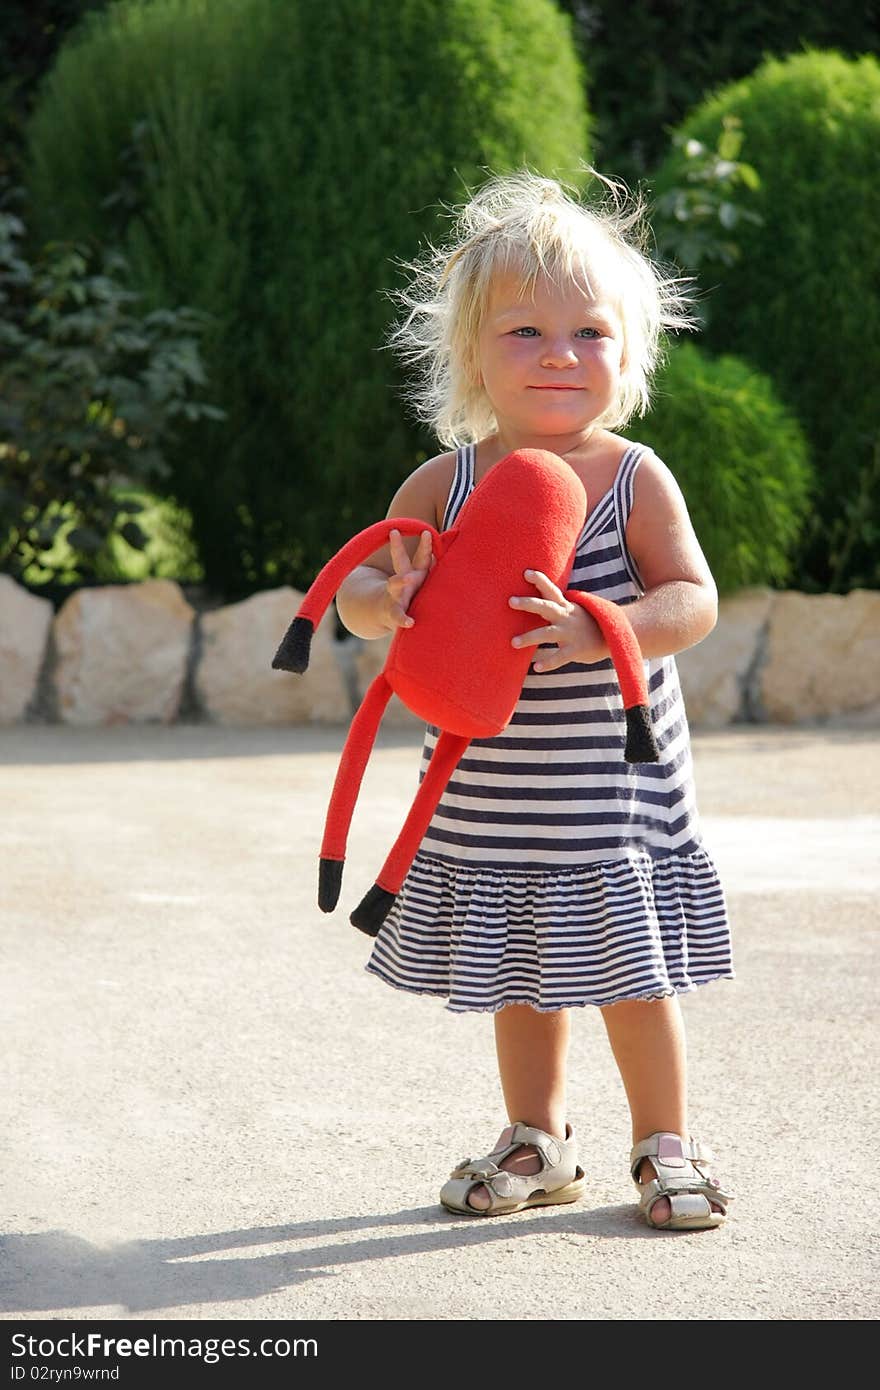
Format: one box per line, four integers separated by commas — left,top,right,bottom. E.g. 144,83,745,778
25,0,589,597
653,50,880,591
627,343,813,595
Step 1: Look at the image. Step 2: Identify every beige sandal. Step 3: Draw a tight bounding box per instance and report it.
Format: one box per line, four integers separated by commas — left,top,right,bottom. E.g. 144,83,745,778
440,1122,585,1217
631,1131,731,1230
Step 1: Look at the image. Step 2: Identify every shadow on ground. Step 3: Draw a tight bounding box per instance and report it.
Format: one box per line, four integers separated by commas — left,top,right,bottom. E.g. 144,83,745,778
1,1204,666,1316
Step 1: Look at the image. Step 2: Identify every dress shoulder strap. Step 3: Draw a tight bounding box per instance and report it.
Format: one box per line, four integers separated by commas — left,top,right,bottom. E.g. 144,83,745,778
442,444,476,529
612,443,648,592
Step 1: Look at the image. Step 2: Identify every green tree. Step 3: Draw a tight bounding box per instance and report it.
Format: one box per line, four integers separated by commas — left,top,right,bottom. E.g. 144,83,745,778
25,0,589,597
556,0,879,185
653,50,880,591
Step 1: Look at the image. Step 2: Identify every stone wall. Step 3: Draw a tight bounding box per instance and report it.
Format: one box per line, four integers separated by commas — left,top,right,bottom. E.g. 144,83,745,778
2,574,878,729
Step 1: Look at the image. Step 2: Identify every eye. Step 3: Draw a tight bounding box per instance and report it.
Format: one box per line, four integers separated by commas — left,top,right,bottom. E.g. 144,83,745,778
511,326,539,337
576,326,601,339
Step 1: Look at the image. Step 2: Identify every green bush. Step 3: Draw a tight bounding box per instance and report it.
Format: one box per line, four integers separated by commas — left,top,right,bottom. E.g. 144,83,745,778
556,1,879,185
25,0,589,598
627,342,813,595
652,50,880,591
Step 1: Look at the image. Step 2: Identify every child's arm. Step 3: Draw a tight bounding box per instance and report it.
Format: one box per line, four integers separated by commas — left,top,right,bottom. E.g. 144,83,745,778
335,452,455,640
622,451,718,659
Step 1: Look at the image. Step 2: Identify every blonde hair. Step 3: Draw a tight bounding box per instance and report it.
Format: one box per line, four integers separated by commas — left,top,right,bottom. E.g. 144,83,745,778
387,169,695,446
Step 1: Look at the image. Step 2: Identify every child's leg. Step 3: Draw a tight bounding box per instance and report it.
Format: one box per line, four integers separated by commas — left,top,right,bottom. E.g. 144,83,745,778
600,994,722,1222
466,1004,570,1211
600,995,688,1138
495,1003,570,1134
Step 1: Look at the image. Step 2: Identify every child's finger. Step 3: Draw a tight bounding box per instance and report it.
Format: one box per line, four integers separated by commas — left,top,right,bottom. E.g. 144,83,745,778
388,528,409,575
511,624,557,650
414,529,434,570
524,568,563,602
387,593,414,628
509,594,562,618
531,646,569,673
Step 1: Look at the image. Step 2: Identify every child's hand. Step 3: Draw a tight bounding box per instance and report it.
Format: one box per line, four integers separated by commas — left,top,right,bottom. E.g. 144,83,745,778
509,569,608,671
383,528,434,630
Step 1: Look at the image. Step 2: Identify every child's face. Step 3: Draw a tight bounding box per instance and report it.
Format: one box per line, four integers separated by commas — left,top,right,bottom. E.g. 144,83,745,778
477,268,624,442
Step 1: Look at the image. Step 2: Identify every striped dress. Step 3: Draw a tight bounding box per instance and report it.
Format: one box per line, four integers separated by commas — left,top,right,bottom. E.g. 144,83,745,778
365,442,733,1014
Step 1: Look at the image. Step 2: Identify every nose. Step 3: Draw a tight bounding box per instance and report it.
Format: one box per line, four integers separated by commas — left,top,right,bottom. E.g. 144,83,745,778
540,338,578,369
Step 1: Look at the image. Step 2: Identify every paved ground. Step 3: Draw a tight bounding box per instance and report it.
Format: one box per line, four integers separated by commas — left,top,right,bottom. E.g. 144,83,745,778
1,722,877,1322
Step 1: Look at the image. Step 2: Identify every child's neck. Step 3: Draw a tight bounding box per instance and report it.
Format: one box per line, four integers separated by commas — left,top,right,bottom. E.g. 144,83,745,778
491,424,605,460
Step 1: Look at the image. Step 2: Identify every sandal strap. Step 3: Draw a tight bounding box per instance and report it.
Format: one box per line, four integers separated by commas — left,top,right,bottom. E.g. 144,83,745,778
629,1130,715,1179
639,1174,731,1206
449,1157,502,1180
451,1121,574,1180
631,1131,731,1211
501,1122,570,1169
646,1191,720,1223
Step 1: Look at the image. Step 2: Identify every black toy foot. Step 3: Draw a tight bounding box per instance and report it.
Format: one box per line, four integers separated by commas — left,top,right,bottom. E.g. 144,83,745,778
350,884,397,937
318,857,344,912
624,704,660,764
271,616,314,674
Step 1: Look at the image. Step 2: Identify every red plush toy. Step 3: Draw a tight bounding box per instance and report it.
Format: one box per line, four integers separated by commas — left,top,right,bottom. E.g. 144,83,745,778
272,448,659,936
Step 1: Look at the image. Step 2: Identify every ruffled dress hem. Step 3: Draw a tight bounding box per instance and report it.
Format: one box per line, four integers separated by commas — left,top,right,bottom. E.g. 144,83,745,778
364,844,733,1016
362,965,736,1015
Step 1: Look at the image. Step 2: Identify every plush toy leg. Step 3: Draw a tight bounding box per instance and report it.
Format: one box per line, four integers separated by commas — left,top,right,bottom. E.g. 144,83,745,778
271,519,441,673
318,672,394,912
350,730,471,937
564,590,660,763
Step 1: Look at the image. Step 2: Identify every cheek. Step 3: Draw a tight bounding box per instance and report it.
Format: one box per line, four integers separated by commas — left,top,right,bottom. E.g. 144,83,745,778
591,338,622,365
480,342,525,390
590,341,624,384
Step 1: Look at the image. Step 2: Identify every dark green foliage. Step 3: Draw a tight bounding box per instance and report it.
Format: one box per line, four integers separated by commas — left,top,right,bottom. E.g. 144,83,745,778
0,2,110,177
25,0,589,597
556,0,879,184
0,191,221,586
652,50,880,591
628,343,813,595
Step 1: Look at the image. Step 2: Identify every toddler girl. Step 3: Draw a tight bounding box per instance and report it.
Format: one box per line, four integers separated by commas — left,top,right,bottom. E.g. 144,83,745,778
336,171,733,1230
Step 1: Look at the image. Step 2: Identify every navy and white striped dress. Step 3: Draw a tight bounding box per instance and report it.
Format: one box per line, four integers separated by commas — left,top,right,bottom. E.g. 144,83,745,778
366,443,733,1014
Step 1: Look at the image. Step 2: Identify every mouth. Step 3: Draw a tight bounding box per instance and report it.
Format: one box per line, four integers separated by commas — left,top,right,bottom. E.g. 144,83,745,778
528,384,584,391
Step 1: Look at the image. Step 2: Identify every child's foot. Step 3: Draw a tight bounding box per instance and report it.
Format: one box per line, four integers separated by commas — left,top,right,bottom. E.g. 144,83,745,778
632,1134,730,1230
440,1122,584,1216
466,1130,542,1210
636,1157,725,1226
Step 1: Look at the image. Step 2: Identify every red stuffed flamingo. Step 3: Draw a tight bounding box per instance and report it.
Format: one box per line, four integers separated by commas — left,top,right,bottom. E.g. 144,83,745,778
272,448,659,936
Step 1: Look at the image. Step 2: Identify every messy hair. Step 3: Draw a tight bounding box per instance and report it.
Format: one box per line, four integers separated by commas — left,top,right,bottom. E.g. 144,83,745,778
387,169,695,446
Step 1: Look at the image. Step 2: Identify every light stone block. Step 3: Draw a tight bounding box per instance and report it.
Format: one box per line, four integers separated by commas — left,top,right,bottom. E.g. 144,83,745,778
676,588,776,728
0,575,54,723
54,580,194,725
760,589,880,723
196,587,350,724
